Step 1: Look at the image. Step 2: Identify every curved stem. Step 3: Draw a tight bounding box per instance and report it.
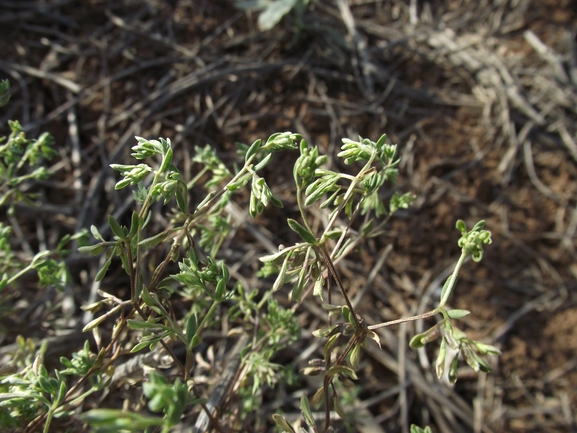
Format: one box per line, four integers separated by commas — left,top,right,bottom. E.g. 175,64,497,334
317,244,360,328
439,251,467,308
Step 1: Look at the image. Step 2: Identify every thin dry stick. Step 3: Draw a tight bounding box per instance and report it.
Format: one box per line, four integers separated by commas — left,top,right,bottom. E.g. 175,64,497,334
0,59,81,93
523,139,564,205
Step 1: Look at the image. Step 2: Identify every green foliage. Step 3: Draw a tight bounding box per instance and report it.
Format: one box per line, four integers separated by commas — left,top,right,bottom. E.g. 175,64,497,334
0,122,56,209
0,338,109,433
407,220,497,384
0,98,498,431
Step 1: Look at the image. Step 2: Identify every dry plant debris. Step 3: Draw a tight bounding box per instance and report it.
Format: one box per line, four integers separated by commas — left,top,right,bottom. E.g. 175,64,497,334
0,0,576,432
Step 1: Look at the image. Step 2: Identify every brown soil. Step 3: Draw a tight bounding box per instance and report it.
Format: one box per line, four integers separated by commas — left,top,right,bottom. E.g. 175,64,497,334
1,0,576,432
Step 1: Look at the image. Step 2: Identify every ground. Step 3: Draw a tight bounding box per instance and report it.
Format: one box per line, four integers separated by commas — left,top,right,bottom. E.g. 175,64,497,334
0,0,576,432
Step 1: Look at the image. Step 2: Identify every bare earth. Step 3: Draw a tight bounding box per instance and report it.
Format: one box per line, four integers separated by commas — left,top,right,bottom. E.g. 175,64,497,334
0,1,576,432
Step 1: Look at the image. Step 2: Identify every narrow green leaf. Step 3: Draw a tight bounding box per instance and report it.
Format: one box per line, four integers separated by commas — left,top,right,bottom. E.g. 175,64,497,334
129,211,140,238
443,326,460,350
462,344,480,372
220,262,230,283
271,255,290,292
311,386,324,405
127,319,165,330
54,380,67,406
448,351,460,384
95,257,112,282
472,220,486,231
349,342,361,369
78,244,107,255
455,219,467,234
269,190,284,208
90,225,104,242
249,189,258,218
435,338,446,379
313,277,324,300
176,181,188,214
214,278,227,302
38,376,57,394
476,355,493,373
258,0,298,31
254,152,273,171
332,394,346,418
326,365,358,380
188,334,201,350
323,334,340,360
375,133,387,149
272,414,295,433
341,305,351,323
159,147,173,172
259,247,292,264
82,314,107,332
472,341,502,355
245,139,261,162
312,324,339,338
289,262,308,303
130,341,150,353
321,303,342,312
287,218,317,245
300,393,316,429
300,366,323,376
138,231,168,249
141,285,158,307
108,215,125,239
446,309,471,319
185,313,198,344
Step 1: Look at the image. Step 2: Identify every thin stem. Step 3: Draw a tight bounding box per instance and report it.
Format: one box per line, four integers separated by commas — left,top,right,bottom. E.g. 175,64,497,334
325,191,365,260
367,309,440,330
139,169,164,221
187,166,210,189
43,408,54,433
7,263,34,285
439,251,467,307
27,309,136,433
317,244,360,328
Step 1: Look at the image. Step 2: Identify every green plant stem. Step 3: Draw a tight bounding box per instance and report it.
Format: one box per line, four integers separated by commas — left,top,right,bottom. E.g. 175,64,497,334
187,166,210,189
6,263,34,285
147,155,257,294
439,251,467,307
43,408,54,433
367,249,468,330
